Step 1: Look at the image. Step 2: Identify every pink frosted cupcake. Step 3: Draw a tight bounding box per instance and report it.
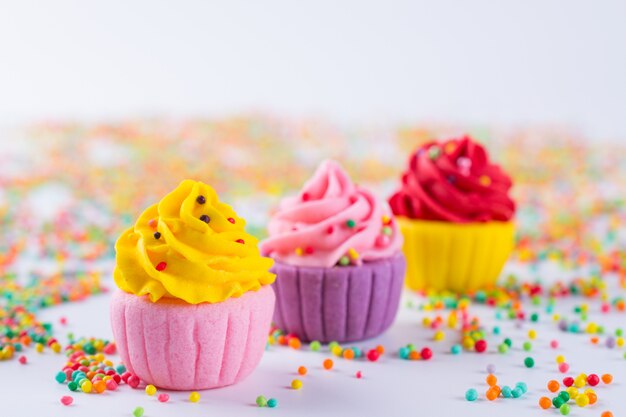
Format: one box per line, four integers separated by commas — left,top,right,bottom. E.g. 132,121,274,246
110,180,275,390
261,160,405,343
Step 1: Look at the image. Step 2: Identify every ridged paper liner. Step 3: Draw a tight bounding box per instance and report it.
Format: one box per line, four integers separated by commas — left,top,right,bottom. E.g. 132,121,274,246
110,285,275,390
398,217,514,292
271,254,406,343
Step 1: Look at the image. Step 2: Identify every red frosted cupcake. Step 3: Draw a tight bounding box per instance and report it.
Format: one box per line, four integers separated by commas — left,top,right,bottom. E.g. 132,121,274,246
389,135,516,292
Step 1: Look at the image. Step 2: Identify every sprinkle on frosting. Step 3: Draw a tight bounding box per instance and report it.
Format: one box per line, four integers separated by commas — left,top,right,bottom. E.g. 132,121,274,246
114,180,275,304
389,135,516,223
260,160,403,268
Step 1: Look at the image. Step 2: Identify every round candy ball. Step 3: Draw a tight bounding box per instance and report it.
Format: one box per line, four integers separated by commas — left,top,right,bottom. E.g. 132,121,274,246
465,388,478,401
474,340,487,353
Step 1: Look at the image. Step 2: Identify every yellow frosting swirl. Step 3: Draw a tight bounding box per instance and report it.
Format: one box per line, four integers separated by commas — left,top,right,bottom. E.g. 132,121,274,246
114,180,275,304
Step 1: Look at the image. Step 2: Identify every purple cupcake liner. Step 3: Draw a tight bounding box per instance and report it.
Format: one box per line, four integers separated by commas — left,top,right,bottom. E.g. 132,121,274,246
271,254,406,343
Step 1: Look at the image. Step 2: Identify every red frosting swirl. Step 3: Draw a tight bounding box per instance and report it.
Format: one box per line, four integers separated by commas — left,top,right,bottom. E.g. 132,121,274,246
388,136,515,223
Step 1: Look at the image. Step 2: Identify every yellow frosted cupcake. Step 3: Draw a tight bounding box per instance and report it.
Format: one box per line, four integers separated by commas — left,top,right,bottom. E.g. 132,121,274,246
110,180,276,390
388,135,515,292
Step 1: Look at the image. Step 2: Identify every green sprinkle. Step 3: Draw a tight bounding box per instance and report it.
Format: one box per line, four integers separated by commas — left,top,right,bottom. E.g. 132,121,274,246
428,146,441,160
309,340,321,351
523,341,532,351
256,395,267,407
504,338,512,347
498,343,509,354
339,256,350,266
524,357,535,368
133,407,144,417
382,226,392,236
552,396,564,408
68,381,78,391
346,219,356,228
559,403,570,415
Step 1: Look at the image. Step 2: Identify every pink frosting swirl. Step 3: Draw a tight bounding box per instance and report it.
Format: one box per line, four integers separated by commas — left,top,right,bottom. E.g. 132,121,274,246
260,160,403,268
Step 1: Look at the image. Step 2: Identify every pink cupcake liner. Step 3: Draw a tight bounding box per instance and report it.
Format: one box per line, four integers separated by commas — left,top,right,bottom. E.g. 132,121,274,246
271,254,405,343
110,285,275,390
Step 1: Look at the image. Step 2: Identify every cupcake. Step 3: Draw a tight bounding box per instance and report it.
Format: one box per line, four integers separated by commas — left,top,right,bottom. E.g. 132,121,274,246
110,180,275,390
389,135,515,293
260,160,405,343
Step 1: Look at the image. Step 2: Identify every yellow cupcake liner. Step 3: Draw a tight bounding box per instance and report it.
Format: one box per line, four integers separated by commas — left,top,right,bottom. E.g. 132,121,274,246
397,217,514,293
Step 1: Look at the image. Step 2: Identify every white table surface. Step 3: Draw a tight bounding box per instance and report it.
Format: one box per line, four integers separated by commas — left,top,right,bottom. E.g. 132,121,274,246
3,270,624,417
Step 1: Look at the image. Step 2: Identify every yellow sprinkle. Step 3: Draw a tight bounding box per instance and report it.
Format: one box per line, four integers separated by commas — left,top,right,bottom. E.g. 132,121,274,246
189,392,200,403
81,380,92,393
145,384,157,396
462,336,474,350
291,379,303,390
574,376,586,388
348,248,359,259
295,247,303,256
434,330,445,341
528,329,537,340
566,387,579,399
36,343,44,353
556,354,565,364
381,215,390,224
479,175,492,186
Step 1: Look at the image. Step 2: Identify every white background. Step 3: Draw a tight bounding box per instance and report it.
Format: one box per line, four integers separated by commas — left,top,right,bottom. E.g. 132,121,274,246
0,0,625,139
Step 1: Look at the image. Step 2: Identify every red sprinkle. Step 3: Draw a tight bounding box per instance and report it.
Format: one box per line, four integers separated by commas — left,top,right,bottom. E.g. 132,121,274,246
474,340,487,353
128,374,141,388
326,225,334,234
60,396,73,406
563,377,574,387
156,262,167,271
158,393,170,402
305,246,314,254
18,355,27,365
103,342,116,354
356,371,363,379
366,349,380,362
236,239,245,244
302,192,310,201
227,217,235,224
587,374,600,386
420,347,433,360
